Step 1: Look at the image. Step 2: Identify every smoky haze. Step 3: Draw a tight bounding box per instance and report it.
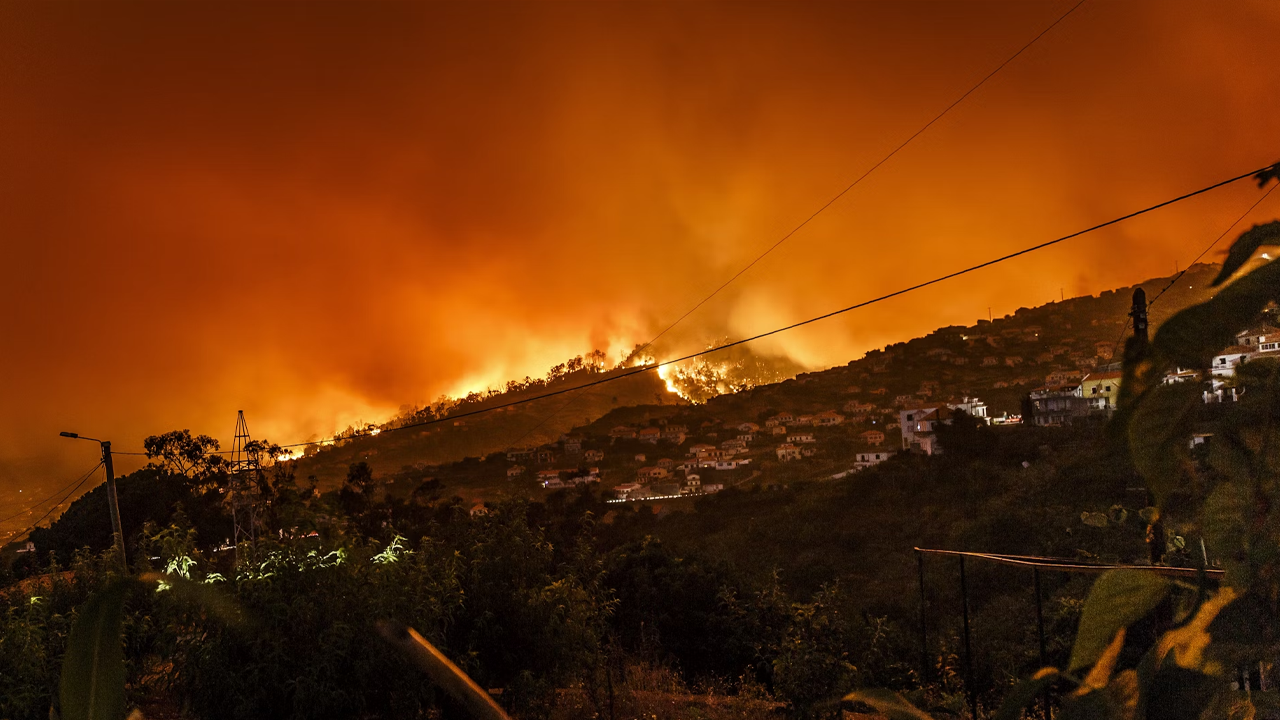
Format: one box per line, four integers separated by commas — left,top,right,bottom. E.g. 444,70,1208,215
2,1,1280,506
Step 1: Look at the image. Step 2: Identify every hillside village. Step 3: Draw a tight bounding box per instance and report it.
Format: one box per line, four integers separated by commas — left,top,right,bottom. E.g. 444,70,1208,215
360,263,1277,509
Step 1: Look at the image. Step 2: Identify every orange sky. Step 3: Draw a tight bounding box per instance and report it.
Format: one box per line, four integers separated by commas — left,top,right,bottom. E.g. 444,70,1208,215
3,1,1280,505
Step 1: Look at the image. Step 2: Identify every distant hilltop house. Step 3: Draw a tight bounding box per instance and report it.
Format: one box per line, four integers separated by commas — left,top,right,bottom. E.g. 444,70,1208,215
1237,324,1280,348
843,400,876,414
737,422,760,432
1045,369,1084,386
537,468,564,487
855,450,894,469
613,482,642,498
773,412,795,424
776,443,802,461
562,436,583,453
634,453,646,462
1005,356,1024,367
787,433,816,444
638,427,662,443
656,457,674,469
688,443,716,457
859,430,885,446
609,426,637,439
813,410,845,426
638,466,669,480
584,449,604,462
536,449,555,464
982,356,1001,367
506,464,526,479
506,448,535,462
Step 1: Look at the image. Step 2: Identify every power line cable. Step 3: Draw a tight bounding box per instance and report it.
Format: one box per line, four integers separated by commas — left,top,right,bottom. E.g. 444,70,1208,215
1148,180,1279,309
1,461,103,542
229,161,1270,451
0,461,104,525
638,0,1088,352
500,0,1089,448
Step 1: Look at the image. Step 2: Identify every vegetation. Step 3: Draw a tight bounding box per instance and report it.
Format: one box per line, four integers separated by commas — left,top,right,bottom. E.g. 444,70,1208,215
5,212,1280,718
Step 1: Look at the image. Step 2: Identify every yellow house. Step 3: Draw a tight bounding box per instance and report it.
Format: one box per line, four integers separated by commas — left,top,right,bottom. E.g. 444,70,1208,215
1081,371,1122,412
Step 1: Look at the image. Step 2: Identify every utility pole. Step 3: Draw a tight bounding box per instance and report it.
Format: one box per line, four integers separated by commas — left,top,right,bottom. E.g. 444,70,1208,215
1131,288,1149,346
1129,289,1161,564
100,441,127,568
59,431,127,569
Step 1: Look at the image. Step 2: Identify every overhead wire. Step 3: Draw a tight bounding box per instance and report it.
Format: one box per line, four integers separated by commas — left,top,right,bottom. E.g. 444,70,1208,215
215,161,1270,451
501,0,1089,448
1,461,103,542
1147,180,1279,310
637,0,1089,353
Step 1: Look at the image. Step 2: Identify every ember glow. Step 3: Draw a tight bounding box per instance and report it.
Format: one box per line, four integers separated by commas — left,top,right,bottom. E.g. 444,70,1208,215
2,1,1280,497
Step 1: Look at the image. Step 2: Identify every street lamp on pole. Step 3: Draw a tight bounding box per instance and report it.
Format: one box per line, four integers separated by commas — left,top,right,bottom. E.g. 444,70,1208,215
60,431,127,569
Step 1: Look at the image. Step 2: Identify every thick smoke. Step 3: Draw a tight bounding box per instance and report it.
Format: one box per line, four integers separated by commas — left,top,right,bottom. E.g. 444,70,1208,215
1,1,1279,513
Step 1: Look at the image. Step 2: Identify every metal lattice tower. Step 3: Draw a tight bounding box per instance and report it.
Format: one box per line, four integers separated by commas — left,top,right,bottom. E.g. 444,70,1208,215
230,410,251,474
228,410,258,547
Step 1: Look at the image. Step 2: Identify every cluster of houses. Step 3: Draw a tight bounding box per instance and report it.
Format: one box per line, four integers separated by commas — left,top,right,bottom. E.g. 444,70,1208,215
1026,324,1280,425
610,476,724,502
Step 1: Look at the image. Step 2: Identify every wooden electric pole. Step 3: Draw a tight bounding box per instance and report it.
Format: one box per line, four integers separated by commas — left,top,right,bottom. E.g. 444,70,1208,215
59,431,127,570
1129,289,1161,564
100,440,127,568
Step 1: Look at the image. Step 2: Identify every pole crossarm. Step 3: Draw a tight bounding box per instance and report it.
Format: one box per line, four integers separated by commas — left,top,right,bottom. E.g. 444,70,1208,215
913,547,1223,580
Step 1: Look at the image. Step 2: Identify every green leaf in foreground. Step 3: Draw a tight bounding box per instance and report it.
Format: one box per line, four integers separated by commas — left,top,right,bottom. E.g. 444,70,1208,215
842,689,935,720
1070,571,1171,673
1127,383,1200,506
59,579,131,720
993,668,1067,720
1212,220,1280,286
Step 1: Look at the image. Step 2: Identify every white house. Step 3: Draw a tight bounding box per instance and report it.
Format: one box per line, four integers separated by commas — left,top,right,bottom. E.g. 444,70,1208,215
787,433,816,444
1212,346,1254,377
776,443,803,461
855,451,895,469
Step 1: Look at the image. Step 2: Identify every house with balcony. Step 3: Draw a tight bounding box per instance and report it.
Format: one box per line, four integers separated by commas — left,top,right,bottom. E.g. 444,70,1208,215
1028,385,1089,426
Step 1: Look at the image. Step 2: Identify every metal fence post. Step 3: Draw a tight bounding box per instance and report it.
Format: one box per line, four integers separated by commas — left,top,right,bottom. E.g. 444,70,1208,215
918,550,929,684
1035,567,1049,719
960,556,978,719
